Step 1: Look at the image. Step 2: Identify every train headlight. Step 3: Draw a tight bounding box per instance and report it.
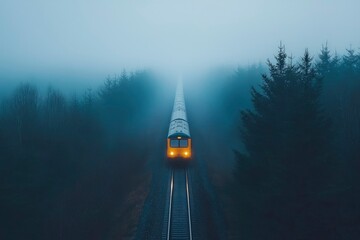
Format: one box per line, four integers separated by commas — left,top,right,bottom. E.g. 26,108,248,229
170,152,174,156
184,152,188,156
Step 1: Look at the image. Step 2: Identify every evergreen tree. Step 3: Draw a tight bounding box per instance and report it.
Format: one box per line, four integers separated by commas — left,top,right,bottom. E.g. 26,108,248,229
331,51,341,71
316,43,332,77
342,48,358,75
235,45,332,239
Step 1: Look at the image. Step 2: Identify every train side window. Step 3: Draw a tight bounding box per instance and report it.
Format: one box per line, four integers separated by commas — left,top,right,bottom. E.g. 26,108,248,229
179,139,188,147
170,139,179,147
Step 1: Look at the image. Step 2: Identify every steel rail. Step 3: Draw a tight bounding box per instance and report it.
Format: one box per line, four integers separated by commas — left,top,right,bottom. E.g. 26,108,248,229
166,169,193,240
167,170,174,240
185,170,193,240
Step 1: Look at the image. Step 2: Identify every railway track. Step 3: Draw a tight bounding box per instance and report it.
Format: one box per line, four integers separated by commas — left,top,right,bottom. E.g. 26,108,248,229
164,169,193,240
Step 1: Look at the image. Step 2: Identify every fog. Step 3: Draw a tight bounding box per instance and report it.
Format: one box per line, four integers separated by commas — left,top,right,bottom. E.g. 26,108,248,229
1,0,360,82
1,1,360,239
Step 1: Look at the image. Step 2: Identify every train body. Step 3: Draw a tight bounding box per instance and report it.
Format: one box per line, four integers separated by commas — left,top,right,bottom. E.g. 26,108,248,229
166,80,192,162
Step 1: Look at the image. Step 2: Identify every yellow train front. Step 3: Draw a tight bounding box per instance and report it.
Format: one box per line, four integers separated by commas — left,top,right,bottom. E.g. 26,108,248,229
167,135,192,160
166,80,192,164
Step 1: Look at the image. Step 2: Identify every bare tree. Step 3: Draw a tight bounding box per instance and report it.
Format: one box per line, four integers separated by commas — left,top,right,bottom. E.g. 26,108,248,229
9,83,39,146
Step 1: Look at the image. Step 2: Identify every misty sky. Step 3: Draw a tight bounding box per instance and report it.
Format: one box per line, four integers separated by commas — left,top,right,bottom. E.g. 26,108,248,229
1,0,360,78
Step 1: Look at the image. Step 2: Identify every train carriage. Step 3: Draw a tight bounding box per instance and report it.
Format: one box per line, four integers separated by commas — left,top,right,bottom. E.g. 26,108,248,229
166,80,192,161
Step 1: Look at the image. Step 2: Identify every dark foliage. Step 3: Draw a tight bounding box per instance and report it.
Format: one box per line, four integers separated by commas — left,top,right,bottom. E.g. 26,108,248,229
234,44,360,239
0,71,157,239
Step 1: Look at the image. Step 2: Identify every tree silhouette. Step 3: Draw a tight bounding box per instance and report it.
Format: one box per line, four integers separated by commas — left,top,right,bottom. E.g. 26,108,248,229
0,71,156,239
8,83,39,146
235,45,332,239
342,47,359,78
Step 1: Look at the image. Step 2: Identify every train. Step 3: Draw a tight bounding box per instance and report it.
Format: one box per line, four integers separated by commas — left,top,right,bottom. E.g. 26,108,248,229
166,80,192,163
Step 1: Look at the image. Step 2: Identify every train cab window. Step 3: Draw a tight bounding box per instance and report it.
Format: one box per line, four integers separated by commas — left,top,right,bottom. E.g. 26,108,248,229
170,139,179,147
170,139,188,148
179,139,188,147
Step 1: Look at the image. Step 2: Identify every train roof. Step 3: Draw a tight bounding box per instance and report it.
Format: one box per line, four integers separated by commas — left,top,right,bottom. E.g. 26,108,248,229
168,119,190,138
167,80,191,138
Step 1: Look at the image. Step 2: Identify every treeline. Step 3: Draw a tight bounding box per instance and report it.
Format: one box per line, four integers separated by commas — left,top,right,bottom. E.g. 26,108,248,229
230,45,360,239
0,71,157,239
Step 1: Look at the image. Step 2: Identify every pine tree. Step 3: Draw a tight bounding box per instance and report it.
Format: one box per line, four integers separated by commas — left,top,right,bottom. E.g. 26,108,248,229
331,51,340,70
235,45,331,239
342,47,358,75
316,43,332,77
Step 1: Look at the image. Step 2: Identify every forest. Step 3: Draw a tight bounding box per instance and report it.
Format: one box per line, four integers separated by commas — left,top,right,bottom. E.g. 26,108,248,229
1,0,359,239
0,44,359,239
0,71,161,239
200,44,360,239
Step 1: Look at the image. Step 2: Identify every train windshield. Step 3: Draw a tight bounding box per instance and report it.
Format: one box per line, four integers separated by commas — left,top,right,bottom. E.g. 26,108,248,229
170,139,188,148
179,139,188,147
170,139,179,147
